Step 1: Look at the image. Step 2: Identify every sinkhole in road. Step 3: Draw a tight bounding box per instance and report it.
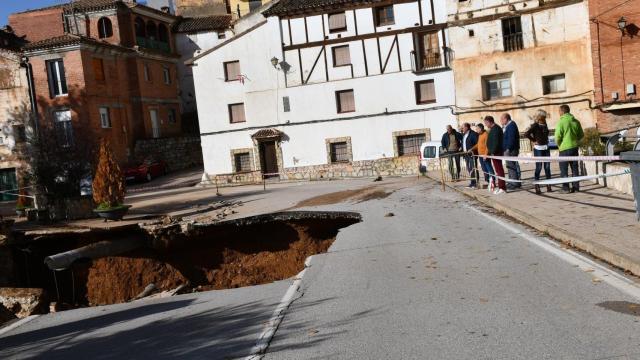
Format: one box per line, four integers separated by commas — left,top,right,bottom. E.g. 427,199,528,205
16,211,361,307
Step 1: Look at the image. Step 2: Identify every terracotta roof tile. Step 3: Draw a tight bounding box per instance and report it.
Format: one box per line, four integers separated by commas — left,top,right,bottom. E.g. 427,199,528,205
174,15,232,33
263,0,388,17
21,34,133,52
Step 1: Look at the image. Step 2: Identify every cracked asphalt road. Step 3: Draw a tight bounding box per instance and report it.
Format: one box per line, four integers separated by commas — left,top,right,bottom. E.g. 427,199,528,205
2,178,640,359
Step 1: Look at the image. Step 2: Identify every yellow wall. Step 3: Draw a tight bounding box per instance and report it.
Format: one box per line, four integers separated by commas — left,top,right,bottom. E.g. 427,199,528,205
228,0,270,18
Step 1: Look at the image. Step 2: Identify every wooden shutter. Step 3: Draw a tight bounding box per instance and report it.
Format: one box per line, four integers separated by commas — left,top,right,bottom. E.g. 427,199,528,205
332,46,350,67
337,90,355,113
229,103,246,123
225,61,240,81
416,80,435,104
328,13,346,32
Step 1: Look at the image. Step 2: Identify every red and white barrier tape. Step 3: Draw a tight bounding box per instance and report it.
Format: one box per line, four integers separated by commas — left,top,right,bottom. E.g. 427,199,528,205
475,155,621,163
474,168,630,185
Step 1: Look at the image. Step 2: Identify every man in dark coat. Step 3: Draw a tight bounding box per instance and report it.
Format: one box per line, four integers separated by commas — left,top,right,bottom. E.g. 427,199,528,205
461,122,479,188
484,116,506,194
500,113,521,190
441,125,462,180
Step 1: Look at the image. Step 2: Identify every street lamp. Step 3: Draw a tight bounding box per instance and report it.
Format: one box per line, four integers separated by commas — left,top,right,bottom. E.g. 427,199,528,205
270,57,279,68
618,17,627,34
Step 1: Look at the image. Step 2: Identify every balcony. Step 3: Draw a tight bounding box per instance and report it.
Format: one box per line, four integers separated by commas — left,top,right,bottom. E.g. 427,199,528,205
136,37,171,54
410,49,448,73
503,33,523,52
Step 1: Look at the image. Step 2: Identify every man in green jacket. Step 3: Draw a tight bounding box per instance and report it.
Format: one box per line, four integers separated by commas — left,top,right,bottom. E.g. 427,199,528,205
554,104,584,193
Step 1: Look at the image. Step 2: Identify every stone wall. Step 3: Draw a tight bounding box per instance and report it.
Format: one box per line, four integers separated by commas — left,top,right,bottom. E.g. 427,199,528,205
134,136,203,171
202,155,422,186
583,161,634,196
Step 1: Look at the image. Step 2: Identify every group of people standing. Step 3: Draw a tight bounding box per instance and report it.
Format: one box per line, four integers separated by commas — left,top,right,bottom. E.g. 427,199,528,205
441,104,584,195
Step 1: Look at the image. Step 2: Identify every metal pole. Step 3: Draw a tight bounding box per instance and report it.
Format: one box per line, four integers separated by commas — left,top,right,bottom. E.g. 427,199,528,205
439,156,446,191
620,151,640,221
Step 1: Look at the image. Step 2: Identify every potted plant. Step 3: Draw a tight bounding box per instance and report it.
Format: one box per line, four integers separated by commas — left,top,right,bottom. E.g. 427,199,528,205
92,140,130,221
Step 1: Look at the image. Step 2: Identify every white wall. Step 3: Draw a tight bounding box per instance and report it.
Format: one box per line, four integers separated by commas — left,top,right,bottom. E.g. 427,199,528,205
193,1,457,175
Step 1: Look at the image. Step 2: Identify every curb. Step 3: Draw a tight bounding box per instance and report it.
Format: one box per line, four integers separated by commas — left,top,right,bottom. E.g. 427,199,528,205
426,174,640,277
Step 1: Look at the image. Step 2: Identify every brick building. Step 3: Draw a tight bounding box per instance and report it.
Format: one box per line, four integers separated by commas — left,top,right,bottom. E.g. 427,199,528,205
589,0,640,134
9,0,183,164
0,28,30,199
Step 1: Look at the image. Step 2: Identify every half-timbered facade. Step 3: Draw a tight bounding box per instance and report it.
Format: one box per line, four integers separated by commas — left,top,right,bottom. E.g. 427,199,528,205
189,0,456,183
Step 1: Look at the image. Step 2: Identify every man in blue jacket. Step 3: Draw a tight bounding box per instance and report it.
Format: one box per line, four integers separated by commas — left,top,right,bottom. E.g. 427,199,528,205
441,125,462,180
500,113,521,190
461,122,479,188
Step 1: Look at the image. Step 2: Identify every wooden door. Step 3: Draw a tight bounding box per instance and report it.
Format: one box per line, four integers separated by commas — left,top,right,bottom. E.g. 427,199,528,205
260,141,278,177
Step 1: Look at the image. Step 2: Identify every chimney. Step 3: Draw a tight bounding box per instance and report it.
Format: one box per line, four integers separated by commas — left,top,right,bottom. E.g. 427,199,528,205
161,6,170,13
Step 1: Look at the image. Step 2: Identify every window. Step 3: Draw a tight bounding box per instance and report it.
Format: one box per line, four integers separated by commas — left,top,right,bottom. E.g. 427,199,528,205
168,108,177,124
53,110,73,147
234,152,251,172
336,90,355,113
328,12,347,33
93,58,105,81
543,74,566,94
397,134,426,156
283,96,290,112
218,32,226,39
415,80,436,104
146,22,157,40
332,45,351,67
46,59,68,97
229,103,246,123
158,24,169,43
163,67,171,84
143,63,151,82
330,142,349,163
502,17,523,52
224,61,241,81
374,5,395,26
416,32,441,70
99,107,111,128
97,17,113,39
249,0,262,12
483,73,512,100
135,17,146,38
12,125,26,143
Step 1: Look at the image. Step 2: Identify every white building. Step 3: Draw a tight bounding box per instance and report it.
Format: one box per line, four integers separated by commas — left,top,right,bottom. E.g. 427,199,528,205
173,15,233,116
188,0,457,183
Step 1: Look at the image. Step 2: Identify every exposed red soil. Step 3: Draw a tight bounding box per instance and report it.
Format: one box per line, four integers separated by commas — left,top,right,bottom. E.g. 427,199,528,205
81,218,355,305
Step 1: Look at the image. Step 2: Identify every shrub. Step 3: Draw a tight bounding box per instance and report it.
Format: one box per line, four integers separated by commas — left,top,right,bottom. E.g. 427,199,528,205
92,140,125,209
579,127,605,156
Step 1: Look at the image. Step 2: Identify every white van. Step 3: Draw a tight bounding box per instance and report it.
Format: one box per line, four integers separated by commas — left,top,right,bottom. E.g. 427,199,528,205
419,141,442,173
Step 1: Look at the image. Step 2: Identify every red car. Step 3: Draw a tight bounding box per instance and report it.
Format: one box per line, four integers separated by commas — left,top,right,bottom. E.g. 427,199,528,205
124,158,167,183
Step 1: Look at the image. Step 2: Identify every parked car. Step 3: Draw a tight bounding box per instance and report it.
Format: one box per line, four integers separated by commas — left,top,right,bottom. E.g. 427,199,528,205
547,134,558,150
124,158,167,183
419,141,443,173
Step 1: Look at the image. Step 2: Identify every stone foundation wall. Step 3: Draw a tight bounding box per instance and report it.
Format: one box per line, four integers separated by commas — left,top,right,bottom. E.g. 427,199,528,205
202,155,422,186
134,136,203,172
583,161,633,196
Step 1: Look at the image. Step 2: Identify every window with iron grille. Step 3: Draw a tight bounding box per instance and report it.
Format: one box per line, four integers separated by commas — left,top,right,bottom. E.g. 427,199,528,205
502,17,523,52
234,152,251,172
330,142,349,163
397,134,426,156
374,5,395,26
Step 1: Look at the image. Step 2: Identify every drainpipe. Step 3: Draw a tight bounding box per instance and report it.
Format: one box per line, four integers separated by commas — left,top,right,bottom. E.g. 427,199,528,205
20,56,39,137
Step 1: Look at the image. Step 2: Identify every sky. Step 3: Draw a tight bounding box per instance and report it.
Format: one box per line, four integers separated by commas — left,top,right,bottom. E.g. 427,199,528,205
1,0,147,27
1,0,65,27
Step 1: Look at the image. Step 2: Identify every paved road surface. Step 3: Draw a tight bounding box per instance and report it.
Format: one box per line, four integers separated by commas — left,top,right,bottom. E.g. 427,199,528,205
2,178,640,359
